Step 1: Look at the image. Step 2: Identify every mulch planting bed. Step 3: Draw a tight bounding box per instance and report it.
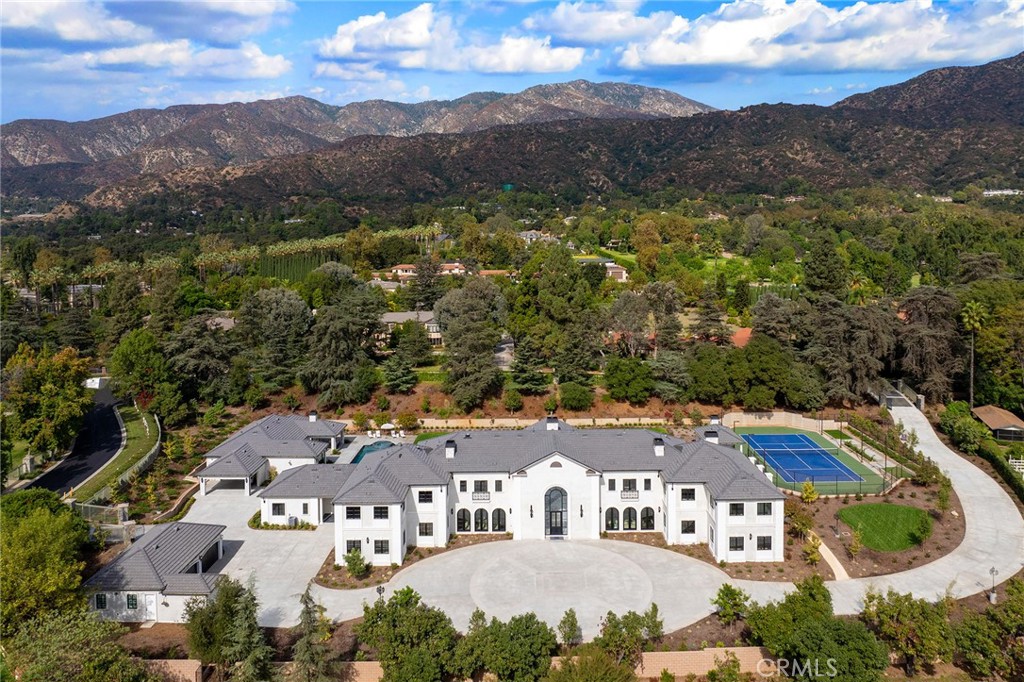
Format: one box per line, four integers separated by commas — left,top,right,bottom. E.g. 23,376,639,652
608,532,834,582
806,480,965,579
314,534,511,589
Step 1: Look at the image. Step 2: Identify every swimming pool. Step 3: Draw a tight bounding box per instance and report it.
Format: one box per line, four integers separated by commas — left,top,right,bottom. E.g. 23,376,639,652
351,440,395,463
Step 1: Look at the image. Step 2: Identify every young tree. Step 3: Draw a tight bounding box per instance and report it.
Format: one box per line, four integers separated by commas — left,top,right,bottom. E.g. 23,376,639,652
559,382,594,411
6,610,151,682
558,608,582,650
291,586,337,682
711,584,750,625
503,388,524,413
543,644,637,682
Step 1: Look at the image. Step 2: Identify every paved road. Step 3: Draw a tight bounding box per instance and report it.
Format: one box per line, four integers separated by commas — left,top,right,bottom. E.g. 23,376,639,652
29,386,122,495
191,404,1024,634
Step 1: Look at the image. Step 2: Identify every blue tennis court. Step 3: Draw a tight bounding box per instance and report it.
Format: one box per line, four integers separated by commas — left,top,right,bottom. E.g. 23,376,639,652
742,433,863,484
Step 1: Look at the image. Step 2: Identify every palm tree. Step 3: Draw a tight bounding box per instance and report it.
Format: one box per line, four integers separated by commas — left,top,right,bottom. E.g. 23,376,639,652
961,300,987,407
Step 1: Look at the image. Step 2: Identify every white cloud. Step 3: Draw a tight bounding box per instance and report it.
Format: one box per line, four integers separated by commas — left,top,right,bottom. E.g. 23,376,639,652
617,0,1024,73
106,0,296,44
523,1,675,44
313,61,388,81
35,40,291,80
807,85,833,95
315,3,584,76
1,0,152,43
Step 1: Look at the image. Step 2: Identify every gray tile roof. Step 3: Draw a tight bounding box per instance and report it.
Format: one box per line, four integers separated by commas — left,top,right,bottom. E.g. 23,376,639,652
204,414,344,463
258,464,358,499
201,443,265,479
382,311,435,325
692,425,744,446
262,419,781,505
86,522,225,595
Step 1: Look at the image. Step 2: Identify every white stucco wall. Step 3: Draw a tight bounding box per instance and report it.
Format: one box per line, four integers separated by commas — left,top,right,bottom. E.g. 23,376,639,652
89,591,196,623
266,456,318,473
334,502,404,566
711,499,784,562
601,470,665,535
260,496,324,526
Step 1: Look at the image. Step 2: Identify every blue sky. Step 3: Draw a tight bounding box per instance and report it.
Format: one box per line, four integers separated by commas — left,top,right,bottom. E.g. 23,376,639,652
1,0,1022,123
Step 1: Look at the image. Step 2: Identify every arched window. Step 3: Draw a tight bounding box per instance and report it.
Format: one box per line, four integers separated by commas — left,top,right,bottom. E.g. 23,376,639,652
641,507,655,530
475,508,489,532
623,507,637,531
605,507,619,531
492,508,506,532
457,509,470,532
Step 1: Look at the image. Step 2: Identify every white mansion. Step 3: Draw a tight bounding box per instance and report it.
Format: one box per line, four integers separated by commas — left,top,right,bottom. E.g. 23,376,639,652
258,417,785,565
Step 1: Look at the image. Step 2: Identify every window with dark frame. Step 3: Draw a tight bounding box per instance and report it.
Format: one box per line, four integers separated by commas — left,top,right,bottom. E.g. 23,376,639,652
605,508,619,531
302,503,308,515
418,523,433,537
757,502,772,516
95,594,107,609
373,506,388,519
474,480,488,493
374,540,389,554
457,509,470,532
644,479,651,491
757,536,772,551
272,503,285,516
345,540,361,554
418,490,433,503
623,479,637,492
640,507,655,530
623,507,637,530
460,480,467,492
681,520,696,534
475,508,489,531
492,508,506,532
729,536,744,551
495,480,502,493
346,506,361,520
608,479,616,491
729,503,744,517
681,488,696,501
127,594,138,610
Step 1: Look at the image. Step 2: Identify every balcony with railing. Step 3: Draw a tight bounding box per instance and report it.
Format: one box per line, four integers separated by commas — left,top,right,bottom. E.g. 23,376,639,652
620,490,639,500
472,491,490,502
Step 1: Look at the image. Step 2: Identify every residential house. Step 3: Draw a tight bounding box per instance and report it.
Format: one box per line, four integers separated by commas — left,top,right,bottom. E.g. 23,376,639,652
380,310,443,346
86,522,225,623
605,262,629,282
198,413,346,495
972,405,1024,442
390,264,418,281
259,418,784,566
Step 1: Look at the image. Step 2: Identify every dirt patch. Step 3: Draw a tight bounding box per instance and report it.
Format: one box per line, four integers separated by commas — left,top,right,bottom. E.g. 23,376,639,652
607,532,834,582
119,623,192,659
82,540,130,580
315,534,512,590
806,480,966,579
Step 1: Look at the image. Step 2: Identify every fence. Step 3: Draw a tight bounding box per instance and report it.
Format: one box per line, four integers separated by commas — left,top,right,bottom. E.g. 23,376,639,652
722,410,840,432
416,416,668,430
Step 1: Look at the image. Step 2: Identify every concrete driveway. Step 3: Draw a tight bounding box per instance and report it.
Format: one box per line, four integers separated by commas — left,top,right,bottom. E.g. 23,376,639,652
183,488,334,627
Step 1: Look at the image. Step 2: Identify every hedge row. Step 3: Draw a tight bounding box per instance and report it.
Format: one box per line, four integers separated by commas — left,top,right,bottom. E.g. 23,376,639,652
977,439,1024,505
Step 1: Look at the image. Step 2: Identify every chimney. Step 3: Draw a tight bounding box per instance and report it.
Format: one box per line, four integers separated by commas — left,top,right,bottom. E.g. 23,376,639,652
704,430,719,445
653,437,665,457
546,416,559,431
308,410,318,423
709,414,721,426
445,440,456,459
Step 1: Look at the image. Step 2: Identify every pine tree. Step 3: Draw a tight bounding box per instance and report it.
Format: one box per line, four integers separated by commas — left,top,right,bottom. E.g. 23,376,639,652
381,354,418,394
690,285,731,344
291,587,337,682
510,336,548,395
225,583,275,682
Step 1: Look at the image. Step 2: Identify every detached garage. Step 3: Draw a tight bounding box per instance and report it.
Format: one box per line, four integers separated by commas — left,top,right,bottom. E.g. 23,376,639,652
199,443,268,495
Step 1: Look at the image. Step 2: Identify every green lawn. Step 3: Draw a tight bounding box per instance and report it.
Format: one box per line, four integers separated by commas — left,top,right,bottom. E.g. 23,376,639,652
5,439,30,481
74,406,159,502
838,503,932,551
826,429,851,440
415,366,447,383
732,425,886,495
414,431,451,444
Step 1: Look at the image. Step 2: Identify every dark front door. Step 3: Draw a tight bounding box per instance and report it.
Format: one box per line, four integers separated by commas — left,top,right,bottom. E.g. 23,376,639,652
545,487,567,537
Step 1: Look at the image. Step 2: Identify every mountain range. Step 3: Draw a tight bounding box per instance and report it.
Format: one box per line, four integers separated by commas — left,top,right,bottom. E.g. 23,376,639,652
0,80,712,200
3,53,1023,212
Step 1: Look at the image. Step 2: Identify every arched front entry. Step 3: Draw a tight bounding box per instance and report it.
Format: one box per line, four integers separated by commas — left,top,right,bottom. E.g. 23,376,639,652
545,487,568,537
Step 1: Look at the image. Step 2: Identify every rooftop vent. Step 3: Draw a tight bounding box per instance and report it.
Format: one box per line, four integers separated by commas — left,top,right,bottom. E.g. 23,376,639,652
653,437,665,457
704,430,719,445
445,440,457,459
308,410,318,422
546,416,559,431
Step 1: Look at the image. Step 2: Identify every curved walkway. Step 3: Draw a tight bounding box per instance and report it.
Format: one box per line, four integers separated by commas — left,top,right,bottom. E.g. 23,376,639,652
308,406,1024,636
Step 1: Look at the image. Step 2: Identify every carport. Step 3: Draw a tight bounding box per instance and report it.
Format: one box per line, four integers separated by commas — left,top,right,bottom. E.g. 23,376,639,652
199,444,268,496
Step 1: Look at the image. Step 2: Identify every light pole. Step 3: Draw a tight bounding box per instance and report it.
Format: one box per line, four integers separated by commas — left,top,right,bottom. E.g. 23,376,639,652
376,585,385,603
990,567,999,603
